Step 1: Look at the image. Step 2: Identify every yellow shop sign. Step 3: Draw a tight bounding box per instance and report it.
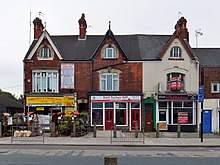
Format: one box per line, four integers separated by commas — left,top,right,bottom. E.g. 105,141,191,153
26,96,75,106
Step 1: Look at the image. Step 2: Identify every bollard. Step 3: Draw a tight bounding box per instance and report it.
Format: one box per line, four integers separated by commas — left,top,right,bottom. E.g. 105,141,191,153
93,122,96,138
177,123,181,138
0,122,2,137
71,122,76,137
135,122,138,138
50,122,56,137
156,123,160,138
113,124,117,138
104,156,117,165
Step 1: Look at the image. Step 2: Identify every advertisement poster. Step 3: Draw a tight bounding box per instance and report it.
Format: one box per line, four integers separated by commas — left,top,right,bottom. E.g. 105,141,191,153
61,63,74,89
178,112,188,124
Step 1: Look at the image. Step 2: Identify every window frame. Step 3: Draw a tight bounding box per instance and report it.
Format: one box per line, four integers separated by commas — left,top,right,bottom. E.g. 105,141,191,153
170,46,182,58
100,73,119,91
103,47,117,59
211,82,220,93
38,45,53,60
32,71,58,93
167,73,185,91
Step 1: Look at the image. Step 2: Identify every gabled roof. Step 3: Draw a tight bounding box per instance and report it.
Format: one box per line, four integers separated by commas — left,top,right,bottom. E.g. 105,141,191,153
90,29,128,61
24,30,63,61
194,48,220,67
158,31,195,60
24,32,173,61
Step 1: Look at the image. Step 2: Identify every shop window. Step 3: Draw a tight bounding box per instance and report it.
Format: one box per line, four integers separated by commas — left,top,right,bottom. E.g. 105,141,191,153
167,73,185,91
33,71,58,93
116,109,126,125
159,111,166,121
92,109,103,125
92,102,103,108
173,109,193,124
100,73,119,91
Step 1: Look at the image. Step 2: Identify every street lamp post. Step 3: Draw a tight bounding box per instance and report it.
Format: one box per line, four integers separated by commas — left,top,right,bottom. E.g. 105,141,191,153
195,29,204,142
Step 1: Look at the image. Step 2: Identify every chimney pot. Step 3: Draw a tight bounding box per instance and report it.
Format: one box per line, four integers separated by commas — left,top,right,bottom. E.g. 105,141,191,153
175,17,189,41
78,13,87,40
33,17,44,40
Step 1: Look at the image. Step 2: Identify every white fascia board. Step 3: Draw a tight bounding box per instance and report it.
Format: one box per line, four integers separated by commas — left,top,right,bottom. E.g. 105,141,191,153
26,31,63,60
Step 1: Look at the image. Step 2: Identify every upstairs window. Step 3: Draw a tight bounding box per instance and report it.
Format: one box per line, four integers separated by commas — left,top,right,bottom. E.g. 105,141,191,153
170,46,181,58
33,71,58,93
212,82,220,93
167,73,185,91
100,73,119,91
39,46,52,59
102,44,117,59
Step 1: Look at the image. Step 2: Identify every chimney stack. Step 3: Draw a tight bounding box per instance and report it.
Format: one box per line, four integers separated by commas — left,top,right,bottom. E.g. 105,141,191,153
175,17,189,41
78,13,87,40
33,17,44,40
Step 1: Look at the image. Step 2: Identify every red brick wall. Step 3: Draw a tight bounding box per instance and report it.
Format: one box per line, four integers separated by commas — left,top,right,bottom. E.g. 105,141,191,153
92,48,142,93
204,67,220,99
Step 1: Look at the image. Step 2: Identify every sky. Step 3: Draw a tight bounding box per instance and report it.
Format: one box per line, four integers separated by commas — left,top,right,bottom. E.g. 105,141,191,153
0,0,219,97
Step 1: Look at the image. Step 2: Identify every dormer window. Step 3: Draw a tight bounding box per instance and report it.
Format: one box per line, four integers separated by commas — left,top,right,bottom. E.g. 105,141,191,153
170,46,181,58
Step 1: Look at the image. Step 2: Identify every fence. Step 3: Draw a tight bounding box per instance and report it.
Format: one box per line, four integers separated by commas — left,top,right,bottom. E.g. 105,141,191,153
110,127,145,144
11,124,45,143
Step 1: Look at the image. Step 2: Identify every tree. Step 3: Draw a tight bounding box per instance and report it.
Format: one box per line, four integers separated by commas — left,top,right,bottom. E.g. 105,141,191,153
0,89,23,103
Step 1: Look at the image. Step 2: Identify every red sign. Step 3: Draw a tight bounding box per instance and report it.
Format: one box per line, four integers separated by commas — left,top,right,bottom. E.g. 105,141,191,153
170,77,181,91
178,112,188,123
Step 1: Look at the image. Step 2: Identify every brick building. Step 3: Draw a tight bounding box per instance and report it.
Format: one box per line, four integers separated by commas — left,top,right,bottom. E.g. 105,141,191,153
23,14,142,130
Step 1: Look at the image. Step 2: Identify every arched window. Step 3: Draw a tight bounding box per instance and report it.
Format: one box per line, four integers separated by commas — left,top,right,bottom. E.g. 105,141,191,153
100,73,119,91
102,45,117,59
170,46,181,58
39,46,52,58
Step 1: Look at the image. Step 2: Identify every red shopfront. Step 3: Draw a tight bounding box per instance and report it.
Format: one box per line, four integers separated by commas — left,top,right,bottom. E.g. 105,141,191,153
91,95,141,130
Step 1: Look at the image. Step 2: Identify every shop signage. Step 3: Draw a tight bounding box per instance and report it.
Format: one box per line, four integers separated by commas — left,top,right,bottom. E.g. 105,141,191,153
178,112,188,123
170,77,181,91
159,122,167,130
91,96,141,102
36,107,44,111
26,96,75,106
158,94,197,101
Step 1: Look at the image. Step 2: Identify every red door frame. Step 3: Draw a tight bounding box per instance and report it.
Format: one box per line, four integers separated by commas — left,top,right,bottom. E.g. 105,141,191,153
131,109,140,130
105,109,114,130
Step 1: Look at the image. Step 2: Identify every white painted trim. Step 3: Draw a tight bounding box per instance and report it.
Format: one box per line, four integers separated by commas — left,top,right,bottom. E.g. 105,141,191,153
27,31,63,60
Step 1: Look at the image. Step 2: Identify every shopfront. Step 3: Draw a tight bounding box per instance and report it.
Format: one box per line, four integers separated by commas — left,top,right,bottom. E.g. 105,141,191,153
91,95,141,130
157,94,198,132
25,94,77,126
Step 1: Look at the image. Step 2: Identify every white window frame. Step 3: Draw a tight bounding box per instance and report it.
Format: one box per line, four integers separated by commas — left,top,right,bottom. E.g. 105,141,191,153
211,82,220,93
103,47,116,59
38,46,53,60
170,46,182,58
167,73,185,91
32,71,58,93
100,73,119,91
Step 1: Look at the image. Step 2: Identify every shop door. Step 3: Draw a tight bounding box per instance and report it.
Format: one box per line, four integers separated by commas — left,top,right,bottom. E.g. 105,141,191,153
203,110,212,133
105,109,114,130
131,109,140,130
145,103,153,132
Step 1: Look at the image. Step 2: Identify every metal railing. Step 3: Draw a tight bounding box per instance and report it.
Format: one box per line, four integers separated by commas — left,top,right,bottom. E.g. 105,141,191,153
11,124,45,143
110,127,145,144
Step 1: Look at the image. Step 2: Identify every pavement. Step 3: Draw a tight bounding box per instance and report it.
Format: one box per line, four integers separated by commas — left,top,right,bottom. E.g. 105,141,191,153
0,131,220,147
